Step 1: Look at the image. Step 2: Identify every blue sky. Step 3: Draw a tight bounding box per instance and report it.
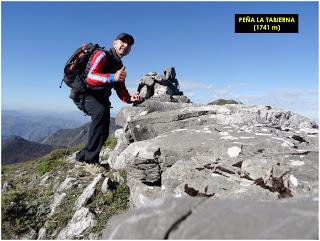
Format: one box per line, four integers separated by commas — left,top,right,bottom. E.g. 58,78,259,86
1,1,318,122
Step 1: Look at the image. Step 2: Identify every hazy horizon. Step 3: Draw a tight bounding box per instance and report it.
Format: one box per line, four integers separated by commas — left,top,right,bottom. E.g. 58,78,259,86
2,100,319,124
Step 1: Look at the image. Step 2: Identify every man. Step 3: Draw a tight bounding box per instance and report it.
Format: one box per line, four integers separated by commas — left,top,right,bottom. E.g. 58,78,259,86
74,33,141,164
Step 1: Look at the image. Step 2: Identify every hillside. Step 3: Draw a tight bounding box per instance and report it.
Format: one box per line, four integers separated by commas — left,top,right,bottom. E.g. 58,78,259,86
208,98,243,105
1,140,127,239
41,118,121,147
1,136,59,165
2,110,87,141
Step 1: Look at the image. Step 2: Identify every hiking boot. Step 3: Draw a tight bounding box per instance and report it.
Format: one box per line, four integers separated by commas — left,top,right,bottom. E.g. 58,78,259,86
75,151,85,162
85,163,105,175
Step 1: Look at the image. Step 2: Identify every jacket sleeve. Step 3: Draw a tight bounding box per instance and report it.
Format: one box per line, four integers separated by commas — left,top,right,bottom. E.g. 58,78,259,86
86,50,115,86
114,82,132,103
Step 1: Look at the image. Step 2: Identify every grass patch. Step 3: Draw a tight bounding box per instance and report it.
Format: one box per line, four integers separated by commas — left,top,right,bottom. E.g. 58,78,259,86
1,141,130,240
41,145,84,162
37,158,64,176
2,145,84,177
1,145,84,239
1,185,54,239
103,137,117,150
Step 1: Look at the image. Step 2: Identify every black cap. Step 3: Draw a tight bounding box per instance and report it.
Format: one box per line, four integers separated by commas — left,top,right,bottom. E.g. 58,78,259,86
116,33,134,45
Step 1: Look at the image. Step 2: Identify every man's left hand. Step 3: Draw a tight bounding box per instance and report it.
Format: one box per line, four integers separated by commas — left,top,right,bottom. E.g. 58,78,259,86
130,94,142,103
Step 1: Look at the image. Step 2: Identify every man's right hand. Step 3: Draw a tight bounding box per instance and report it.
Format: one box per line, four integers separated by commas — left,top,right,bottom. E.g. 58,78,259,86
115,66,126,82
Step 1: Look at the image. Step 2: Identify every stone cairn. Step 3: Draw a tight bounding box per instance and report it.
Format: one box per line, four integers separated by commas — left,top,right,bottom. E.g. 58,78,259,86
136,67,190,103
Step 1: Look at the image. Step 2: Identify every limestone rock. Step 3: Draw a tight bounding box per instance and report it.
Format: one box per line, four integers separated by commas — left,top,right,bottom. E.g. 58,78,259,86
139,85,153,99
136,68,190,104
153,82,174,97
127,177,163,208
21,229,37,240
112,121,317,207
37,227,47,240
39,172,52,186
104,68,318,238
49,193,66,217
164,67,176,80
112,171,124,183
123,104,316,143
106,129,130,168
141,75,155,86
74,174,103,210
115,106,146,127
169,197,318,239
128,154,161,185
2,181,12,191
172,95,190,103
57,207,96,239
103,196,318,239
101,177,110,194
99,147,112,159
57,177,77,193
103,197,203,239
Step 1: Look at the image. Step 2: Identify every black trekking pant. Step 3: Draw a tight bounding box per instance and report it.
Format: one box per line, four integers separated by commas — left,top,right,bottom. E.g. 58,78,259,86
74,92,110,163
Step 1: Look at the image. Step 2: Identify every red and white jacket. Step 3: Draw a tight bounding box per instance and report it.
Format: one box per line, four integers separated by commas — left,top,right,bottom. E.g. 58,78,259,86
86,49,131,103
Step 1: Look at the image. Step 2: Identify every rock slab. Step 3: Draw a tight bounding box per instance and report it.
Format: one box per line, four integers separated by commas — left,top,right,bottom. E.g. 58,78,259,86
103,196,318,239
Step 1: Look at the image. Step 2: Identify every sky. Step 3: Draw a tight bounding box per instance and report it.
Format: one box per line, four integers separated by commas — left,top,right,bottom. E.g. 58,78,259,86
1,1,319,122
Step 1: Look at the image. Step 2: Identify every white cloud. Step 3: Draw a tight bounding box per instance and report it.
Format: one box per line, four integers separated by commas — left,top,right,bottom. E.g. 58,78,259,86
239,89,318,123
179,79,237,103
180,80,318,122
184,92,196,97
179,80,214,91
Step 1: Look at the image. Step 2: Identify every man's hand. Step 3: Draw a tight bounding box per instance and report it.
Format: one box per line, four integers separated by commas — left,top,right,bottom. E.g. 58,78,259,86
130,94,142,103
115,66,126,82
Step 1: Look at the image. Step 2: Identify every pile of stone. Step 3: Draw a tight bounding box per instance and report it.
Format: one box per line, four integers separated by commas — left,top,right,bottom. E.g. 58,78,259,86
136,67,190,103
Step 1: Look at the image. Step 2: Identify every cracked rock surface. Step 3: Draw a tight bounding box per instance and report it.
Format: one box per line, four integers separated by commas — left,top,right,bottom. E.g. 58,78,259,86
110,113,318,207
104,99,318,238
102,196,318,239
103,197,203,239
104,69,318,239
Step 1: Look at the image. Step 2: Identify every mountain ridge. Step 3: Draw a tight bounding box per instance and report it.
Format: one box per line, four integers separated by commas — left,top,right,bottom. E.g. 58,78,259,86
1,136,61,165
2,111,87,142
41,117,121,147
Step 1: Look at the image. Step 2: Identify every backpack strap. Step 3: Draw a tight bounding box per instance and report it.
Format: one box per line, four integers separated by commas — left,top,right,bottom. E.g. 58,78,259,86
83,46,106,81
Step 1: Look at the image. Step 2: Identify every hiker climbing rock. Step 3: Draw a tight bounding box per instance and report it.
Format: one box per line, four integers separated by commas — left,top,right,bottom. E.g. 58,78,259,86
64,33,141,164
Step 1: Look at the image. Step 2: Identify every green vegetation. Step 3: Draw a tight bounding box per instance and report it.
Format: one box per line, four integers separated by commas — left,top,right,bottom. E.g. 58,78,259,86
1,140,130,240
1,185,54,239
208,99,243,105
2,145,83,178
37,158,64,176
45,182,85,236
103,137,117,150
1,145,82,239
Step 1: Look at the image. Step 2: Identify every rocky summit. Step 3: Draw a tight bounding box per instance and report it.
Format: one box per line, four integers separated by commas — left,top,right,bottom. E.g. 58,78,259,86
103,68,318,239
2,68,318,240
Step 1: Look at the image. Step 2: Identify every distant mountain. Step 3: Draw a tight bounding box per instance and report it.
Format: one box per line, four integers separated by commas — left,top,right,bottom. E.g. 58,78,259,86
1,136,58,165
41,117,121,147
208,99,243,105
2,110,88,142
2,135,11,144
